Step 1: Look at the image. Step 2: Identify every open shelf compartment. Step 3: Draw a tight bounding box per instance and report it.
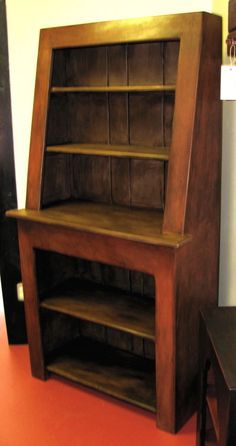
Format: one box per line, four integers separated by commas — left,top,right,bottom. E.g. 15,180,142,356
46,337,156,413
37,250,156,412
40,277,155,340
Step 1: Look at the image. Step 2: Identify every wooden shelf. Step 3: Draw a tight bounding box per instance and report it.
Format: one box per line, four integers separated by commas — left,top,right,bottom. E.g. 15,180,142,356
51,85,176,93
46,337,156,412
6,202,191,248
46,143,170,160
40,278,155,340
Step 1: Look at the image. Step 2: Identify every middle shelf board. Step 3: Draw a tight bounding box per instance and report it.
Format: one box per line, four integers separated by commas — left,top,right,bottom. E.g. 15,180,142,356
7,201,192,248
51,85,176,94
46,143,170,160
46,337,156,412
40,278,155,341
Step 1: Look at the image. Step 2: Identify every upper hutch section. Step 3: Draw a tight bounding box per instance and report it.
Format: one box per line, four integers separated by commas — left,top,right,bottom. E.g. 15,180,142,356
21,12,221,239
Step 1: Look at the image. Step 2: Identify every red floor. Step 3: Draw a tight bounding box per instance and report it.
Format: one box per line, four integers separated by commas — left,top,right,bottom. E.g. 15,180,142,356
0,309,196,446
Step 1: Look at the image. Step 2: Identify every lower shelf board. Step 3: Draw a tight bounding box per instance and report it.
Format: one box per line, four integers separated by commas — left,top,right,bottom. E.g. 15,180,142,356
46,337,156,412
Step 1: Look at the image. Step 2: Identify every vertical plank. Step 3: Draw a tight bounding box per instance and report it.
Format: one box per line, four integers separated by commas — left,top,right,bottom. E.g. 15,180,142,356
26,32,53,209
51,49,67,86
163,41,180,84
46,94,69,145
80,320,107,343
129,93,163,146
143,274,155,298
128,42,163,84
106,327,132,351
68,93,108,143
42,154,72,205
130,159,164,209
163,93,175,146
130,270,143,294
72,155,111,203
108,45,127,85
109,93,129,144
41,310,81,355
111,158,130,206
66,46,107,86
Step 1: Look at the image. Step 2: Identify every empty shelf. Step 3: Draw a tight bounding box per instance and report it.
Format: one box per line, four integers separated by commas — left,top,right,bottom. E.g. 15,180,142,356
41,278,155,340
46,337,156,412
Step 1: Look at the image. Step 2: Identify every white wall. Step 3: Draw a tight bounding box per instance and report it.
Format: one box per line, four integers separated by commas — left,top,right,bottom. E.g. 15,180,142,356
5,0,235,306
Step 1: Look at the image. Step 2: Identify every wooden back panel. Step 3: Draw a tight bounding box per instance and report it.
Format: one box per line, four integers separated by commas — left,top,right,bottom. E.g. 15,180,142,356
43,41,177,210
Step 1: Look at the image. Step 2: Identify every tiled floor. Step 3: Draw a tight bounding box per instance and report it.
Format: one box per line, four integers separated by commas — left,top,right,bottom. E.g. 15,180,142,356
0,307,196,446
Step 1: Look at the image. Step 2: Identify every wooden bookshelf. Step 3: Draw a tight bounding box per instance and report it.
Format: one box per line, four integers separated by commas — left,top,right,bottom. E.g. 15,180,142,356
7,13,222,434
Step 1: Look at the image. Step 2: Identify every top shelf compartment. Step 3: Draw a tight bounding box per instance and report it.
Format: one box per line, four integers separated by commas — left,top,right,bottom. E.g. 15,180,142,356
42,38,180,213
51,41,179,88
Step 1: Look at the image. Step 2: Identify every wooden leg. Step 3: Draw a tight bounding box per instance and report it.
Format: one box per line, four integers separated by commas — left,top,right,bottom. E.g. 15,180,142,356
218,376,236,446
226,395,236,446
18,222,46,379
155,250,176,433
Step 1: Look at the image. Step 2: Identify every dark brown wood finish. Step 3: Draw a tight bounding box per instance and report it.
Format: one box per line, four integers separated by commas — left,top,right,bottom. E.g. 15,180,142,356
7,12,222,433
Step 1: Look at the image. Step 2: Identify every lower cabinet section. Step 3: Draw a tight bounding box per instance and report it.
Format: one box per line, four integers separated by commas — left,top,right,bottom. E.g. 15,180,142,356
36,250,156,412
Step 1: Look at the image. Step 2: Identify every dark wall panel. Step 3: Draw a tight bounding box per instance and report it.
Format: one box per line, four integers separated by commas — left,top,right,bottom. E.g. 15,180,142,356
0,0,27,343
